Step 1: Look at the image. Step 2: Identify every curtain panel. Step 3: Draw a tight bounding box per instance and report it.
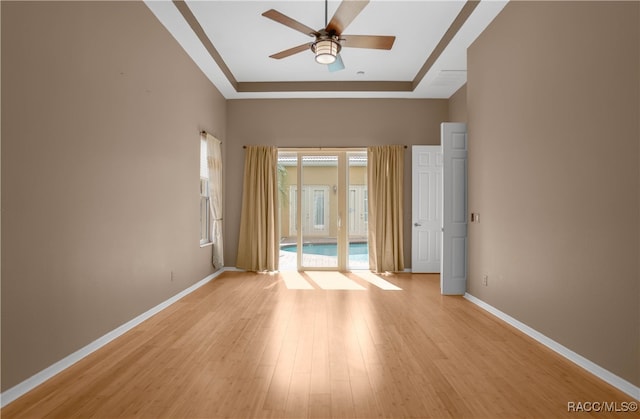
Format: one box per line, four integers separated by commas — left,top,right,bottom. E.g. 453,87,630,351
367,145,405,273
204,132,224,269
236,145,280,272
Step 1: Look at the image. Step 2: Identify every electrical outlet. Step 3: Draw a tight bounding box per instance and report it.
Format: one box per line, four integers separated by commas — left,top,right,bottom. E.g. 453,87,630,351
482,275,488,286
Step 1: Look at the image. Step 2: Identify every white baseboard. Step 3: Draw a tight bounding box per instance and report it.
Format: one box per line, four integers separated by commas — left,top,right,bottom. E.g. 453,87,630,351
464,293,640,401
0,268,228,408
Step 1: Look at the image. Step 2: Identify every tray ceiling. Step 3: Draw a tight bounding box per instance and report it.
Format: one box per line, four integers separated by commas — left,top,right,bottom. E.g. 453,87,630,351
145,0,508,99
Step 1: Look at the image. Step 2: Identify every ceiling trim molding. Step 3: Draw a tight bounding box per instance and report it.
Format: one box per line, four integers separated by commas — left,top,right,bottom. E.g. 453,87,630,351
412,0,479,90
173,0,239,90
237,81,413,93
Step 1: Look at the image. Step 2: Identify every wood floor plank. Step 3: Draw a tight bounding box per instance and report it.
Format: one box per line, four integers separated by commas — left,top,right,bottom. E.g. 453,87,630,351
2,271,633,419
330,378,356,419
349,374,382,419
308,393,331,419
310,295,331,395
284,372,310,418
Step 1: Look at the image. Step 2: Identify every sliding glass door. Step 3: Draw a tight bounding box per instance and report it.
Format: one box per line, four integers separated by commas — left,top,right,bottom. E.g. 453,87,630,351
278,150,368,271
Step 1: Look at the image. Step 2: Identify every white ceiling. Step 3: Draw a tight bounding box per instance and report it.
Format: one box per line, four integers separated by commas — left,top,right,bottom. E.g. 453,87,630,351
145,0,508,99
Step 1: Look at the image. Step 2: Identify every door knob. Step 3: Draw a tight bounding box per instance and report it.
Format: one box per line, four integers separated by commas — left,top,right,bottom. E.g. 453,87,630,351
414,222,422,227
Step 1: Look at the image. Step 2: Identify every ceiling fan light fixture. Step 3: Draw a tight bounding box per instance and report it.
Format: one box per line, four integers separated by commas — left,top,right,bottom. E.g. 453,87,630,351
313,39,340,64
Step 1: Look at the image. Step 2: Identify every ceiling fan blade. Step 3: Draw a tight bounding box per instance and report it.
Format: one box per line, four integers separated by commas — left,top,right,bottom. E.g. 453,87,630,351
269,43,312,60
328,54,345,72
326,0,369,35
340,35,395,50
262,9,319,37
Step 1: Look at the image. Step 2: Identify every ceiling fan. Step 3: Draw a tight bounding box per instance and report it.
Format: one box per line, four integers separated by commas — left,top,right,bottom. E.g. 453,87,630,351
262,0,395,72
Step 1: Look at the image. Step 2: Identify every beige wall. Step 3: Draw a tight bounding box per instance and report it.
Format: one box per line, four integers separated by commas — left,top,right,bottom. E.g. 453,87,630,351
448,84,467,123
1,1,226,391
226,99,449,267
467,1,639,386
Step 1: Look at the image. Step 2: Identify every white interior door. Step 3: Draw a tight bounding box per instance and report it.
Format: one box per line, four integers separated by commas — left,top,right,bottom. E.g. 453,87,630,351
441,123,468,295
411,146,443,273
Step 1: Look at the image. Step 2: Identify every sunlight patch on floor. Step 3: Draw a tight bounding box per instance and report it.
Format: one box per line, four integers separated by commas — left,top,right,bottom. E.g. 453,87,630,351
280,271,315,290
305,271,366,290
350,270,403,290
276,270,403,291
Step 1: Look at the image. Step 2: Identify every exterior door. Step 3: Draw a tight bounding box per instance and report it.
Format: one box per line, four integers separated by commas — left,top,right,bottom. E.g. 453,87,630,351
411,146,443,273
441,123,468,295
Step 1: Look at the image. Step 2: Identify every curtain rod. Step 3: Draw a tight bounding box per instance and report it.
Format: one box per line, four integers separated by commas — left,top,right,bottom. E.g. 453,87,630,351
242,145,408,149
200,131,222,144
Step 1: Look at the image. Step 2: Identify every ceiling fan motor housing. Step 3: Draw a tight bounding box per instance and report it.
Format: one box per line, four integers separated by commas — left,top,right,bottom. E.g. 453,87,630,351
311,31,342,64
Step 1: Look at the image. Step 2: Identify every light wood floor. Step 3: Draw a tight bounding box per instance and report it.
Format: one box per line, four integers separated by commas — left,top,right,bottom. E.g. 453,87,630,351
2,271,631,418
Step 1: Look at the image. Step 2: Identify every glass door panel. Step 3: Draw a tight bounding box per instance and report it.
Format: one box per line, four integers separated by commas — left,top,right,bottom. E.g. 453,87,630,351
348,151,369,269
300,154,338,269
277,151,298,271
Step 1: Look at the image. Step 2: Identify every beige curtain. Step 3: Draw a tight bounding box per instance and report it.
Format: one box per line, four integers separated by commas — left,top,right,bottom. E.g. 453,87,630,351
236,145,280,272
367,145,405,273
204,132,224,269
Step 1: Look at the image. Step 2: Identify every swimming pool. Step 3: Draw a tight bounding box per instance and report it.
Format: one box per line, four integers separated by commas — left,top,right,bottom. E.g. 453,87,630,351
281,242,368,257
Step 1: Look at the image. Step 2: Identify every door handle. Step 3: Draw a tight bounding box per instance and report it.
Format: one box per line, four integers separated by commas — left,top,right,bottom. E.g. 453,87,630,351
414,222,422,227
